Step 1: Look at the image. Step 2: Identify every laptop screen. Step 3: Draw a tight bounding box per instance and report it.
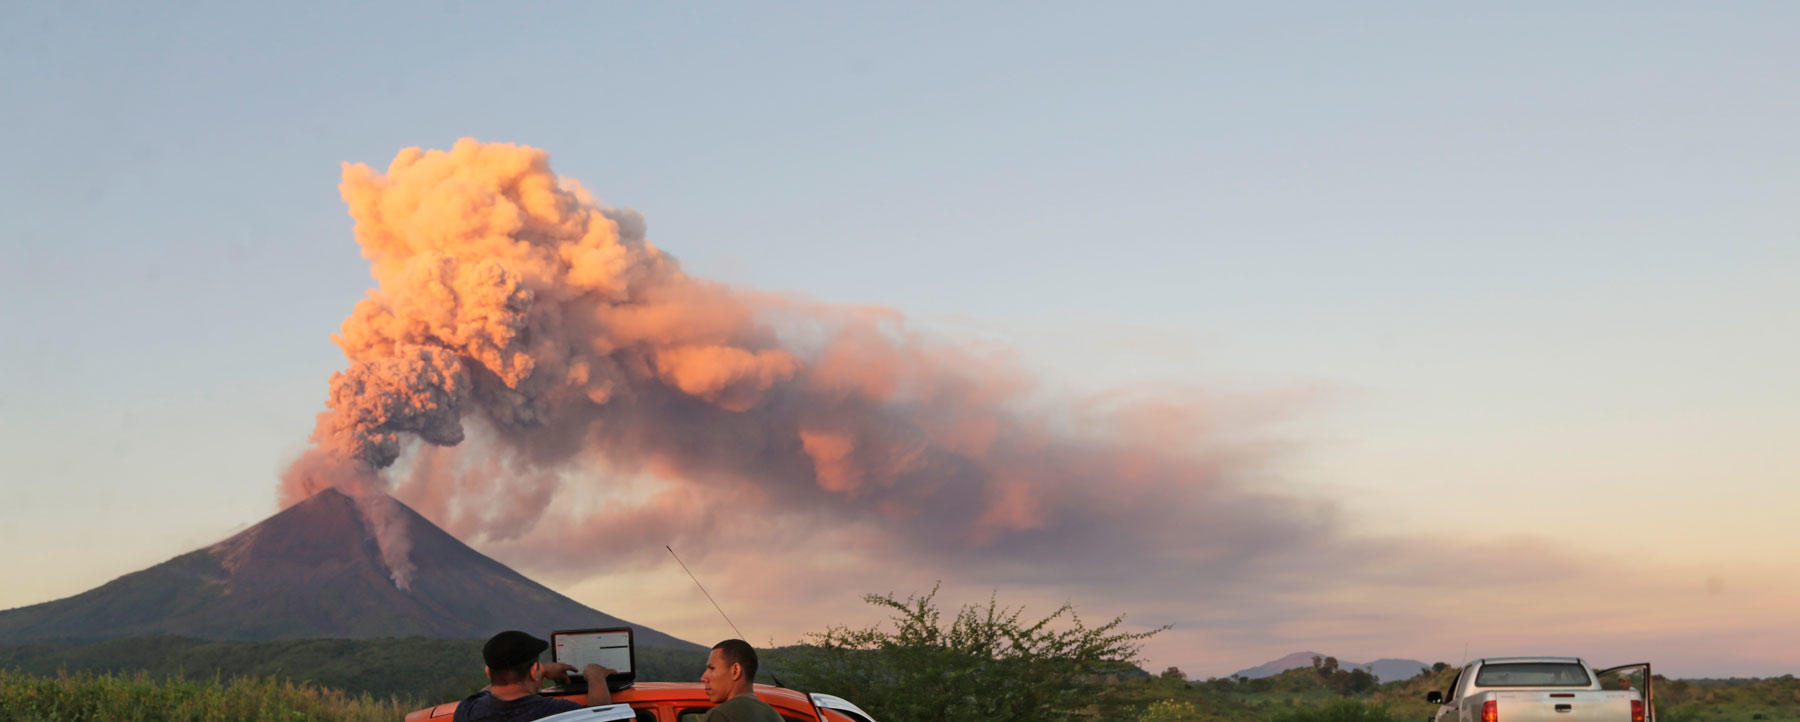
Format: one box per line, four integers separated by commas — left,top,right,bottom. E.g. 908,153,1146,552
551,627,635,679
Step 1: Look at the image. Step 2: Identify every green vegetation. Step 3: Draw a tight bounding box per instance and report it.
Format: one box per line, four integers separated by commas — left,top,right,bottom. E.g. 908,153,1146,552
0,636,484,704
1653,676,1800,722
0,636,707,704
1111,665,1408,722
2,616,1797,722
781,584,1163,722
0,668,410,721
1138,698,1205,721
1269,699,1405,722
1106,662,1800,722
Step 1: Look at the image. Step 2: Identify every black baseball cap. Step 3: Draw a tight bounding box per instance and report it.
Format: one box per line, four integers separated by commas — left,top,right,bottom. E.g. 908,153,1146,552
483,630,549,669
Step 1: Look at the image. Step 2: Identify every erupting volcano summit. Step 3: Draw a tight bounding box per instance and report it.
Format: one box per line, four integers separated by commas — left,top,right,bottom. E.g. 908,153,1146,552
0,488,697,649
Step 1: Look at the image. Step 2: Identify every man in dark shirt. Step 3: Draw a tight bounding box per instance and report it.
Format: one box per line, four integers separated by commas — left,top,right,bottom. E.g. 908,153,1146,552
699,639,781,722
454,630,615,722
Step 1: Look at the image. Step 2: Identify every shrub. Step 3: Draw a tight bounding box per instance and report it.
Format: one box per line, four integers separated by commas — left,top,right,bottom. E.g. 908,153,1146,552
785,584,1164,722
0,669,411,721
1140,699,1207,721
1272,699,1402,722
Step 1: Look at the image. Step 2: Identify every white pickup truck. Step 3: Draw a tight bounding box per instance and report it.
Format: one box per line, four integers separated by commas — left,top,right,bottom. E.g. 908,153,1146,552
1426,657,1653,722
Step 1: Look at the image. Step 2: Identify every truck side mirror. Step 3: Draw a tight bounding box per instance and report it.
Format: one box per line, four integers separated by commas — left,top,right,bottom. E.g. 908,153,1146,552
1426,691,1444,704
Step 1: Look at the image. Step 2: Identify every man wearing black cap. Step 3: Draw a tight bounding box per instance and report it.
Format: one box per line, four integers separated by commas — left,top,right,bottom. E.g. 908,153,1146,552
453,630,615,722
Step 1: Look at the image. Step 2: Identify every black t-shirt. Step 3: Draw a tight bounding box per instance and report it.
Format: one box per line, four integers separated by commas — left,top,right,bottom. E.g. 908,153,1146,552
452,690,583,722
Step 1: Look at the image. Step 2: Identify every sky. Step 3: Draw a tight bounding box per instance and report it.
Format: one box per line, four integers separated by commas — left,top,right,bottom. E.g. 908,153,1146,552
1,2,1796,680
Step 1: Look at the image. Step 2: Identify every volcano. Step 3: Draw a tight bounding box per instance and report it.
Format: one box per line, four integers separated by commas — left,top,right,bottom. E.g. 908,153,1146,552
0,488,699,650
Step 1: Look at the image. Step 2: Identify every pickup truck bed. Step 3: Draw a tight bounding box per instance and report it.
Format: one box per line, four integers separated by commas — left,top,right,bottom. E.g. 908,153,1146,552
1463,689,1639,722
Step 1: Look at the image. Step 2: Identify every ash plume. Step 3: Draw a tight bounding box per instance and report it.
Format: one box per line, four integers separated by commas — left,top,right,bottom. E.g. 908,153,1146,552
283,138,1304,592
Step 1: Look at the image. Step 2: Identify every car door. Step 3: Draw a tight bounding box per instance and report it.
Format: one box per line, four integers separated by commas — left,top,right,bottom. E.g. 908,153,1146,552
809,693,876,722
538,705,641,722
1429,668,1464,722
1595,662,1654,722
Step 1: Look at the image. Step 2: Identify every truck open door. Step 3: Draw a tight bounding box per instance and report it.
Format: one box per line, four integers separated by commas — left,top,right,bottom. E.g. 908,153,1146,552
537,704,640,722
810,693,877,722
1596,662,1654,722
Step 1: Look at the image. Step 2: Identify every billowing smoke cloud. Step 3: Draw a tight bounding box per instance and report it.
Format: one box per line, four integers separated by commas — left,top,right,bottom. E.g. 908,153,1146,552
268,140,1794,680
283,138,1304,592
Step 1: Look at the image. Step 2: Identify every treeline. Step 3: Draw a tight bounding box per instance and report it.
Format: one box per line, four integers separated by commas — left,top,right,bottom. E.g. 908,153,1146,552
1653,676,1800,721
1119,665,1422,721
1125,663,1800,722
0,636,709,704
4,596,1798,722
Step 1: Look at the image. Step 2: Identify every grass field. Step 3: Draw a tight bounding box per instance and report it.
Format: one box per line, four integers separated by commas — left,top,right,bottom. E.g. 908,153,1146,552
0,637,709,704
2,639,1794,721
0,669,412,721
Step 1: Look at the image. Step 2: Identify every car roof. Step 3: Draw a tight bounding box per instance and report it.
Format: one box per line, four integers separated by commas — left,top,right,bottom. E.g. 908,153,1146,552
606,682,816,706
1478,657,1584,665
411,683,822,720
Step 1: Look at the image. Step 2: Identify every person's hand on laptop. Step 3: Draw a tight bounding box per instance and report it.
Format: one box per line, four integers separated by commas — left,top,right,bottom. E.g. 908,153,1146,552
581,663,617,683
542,661,581,684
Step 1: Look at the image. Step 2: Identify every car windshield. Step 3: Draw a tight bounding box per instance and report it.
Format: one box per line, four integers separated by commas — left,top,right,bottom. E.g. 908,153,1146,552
1474,663,1592,687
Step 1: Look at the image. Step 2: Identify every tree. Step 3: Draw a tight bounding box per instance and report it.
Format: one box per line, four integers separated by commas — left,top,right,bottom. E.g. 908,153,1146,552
785,584,1166,722
1344,668,1377,694
1161,666,1187,681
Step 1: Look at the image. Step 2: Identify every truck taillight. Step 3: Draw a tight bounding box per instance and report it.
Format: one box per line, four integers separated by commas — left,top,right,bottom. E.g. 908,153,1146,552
1631,699,1644,722
1482,699,1498,722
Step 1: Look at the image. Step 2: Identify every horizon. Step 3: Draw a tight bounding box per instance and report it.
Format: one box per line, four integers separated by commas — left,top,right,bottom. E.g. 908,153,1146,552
0,485,1666,681
0,484,1782,681
3,3,1795,681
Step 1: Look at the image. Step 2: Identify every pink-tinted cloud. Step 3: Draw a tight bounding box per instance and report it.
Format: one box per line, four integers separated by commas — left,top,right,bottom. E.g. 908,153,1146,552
282,140,1800,677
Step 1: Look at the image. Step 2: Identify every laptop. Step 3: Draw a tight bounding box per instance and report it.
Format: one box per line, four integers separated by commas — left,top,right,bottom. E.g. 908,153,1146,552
550,627,636,693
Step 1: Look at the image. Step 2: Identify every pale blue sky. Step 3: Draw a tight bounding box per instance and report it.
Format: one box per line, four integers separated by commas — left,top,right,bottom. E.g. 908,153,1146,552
2,2,1796,676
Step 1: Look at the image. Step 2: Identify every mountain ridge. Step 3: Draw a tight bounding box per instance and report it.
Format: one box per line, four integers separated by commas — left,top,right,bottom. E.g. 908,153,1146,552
1234,651,1428,683
0,488,698,650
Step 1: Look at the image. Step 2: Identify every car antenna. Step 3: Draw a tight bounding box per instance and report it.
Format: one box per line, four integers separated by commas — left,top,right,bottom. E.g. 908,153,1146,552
667,545,789,689
667,545,746,640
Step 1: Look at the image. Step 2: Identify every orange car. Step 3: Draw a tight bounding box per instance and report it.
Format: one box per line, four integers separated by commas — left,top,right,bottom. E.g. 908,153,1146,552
402,683,875,722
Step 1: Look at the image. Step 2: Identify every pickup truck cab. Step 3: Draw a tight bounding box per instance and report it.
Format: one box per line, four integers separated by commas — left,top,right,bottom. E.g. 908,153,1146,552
1426,657,1653,722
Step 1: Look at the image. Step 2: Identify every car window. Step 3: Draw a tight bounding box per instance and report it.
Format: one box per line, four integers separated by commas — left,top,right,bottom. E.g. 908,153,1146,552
1475,663,1592,687
675,705,812,722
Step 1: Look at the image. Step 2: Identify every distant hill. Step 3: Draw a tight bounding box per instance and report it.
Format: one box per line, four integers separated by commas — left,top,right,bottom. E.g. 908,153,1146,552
1235,652,1427,683
1235,651,1330,680
0,488,699,650
1361,658,1431,683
